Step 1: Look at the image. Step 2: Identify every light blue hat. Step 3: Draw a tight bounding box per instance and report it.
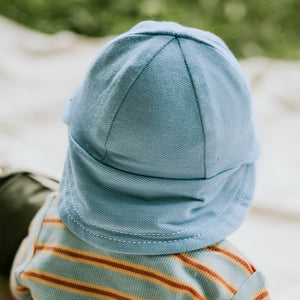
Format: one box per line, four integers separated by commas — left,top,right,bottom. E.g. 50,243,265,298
58,21,260,255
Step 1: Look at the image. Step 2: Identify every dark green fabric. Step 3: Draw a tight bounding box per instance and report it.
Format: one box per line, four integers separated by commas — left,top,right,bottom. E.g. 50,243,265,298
0,172,58,277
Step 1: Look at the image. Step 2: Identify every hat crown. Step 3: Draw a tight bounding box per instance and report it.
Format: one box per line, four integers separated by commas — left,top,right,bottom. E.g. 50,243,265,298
66,21,258,179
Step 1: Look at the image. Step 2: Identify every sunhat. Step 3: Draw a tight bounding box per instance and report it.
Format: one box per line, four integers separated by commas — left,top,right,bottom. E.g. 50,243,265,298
58,20,260,255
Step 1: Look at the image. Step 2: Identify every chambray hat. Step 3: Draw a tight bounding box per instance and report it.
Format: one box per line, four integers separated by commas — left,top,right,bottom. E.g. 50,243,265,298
58,21,260,255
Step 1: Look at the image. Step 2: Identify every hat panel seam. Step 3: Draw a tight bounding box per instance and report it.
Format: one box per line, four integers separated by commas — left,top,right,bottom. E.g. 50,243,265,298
176,37,207,178
101,36,176,164
134,32,249,88
132,32,221,51
69,131,237,181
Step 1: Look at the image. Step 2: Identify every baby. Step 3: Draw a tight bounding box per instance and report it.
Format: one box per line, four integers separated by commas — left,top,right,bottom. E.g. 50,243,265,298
8,21,269,299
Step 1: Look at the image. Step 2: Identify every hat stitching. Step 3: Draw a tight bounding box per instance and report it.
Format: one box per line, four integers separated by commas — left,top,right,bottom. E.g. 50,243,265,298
176,37,207,178
64,155,247,237
62,166,249,244
100,36,176,164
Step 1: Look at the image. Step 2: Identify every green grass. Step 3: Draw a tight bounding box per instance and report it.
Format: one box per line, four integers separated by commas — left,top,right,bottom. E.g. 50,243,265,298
1,0,299,59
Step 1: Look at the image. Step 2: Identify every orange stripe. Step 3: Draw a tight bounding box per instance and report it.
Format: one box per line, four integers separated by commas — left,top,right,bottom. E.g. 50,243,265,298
44,217,63,223
250,288,270,300
15,285,29,293
10,237,30,295
254,291,270,300
22,269,147,300
172,253,237,297
35,242,206,299
31,202,48,259
227,242,257,272
43,217,66,228
206,244,255,275
224,242,257,272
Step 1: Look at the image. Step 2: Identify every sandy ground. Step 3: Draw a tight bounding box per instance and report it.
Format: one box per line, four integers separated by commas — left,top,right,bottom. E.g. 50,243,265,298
0,16,300,299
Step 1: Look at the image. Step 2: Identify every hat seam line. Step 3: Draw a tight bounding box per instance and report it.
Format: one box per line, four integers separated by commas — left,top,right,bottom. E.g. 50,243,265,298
176,37,207,178
62,166,249,244
100,36,177,164
63,155,248,237
69,131,239,182
132,32,221,51
133,32,249,87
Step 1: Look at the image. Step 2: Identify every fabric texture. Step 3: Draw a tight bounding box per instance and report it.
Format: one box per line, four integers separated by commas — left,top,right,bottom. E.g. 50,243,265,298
10,194,270,300
58,20,260,254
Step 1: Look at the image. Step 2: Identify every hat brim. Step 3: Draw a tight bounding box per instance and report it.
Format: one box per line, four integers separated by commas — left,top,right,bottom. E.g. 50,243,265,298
58,134,255,255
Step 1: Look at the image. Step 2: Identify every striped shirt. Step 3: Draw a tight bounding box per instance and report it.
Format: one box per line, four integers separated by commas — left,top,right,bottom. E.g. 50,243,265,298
10,193,270,300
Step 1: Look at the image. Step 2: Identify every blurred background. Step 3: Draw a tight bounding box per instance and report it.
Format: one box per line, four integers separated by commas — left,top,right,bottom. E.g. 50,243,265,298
0,0,300,299
1,0,300,59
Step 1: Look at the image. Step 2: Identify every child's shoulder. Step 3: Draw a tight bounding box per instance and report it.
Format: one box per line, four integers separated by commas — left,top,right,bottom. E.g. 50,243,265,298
188,239,258,279
178,239,269,299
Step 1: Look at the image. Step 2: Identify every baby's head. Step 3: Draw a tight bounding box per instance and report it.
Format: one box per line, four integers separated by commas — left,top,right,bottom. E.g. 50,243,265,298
59,21,260,255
